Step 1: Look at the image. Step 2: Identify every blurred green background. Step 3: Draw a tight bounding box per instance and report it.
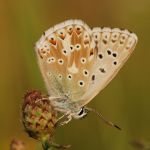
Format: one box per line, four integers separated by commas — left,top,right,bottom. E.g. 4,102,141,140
0,0,150,149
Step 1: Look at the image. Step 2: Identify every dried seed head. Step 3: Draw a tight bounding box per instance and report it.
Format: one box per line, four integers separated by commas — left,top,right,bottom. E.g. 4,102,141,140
22,90,57,140
10,139,25,150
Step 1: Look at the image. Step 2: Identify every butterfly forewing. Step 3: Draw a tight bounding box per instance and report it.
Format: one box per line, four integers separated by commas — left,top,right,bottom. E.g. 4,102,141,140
78,27,138,107
35,20,96,101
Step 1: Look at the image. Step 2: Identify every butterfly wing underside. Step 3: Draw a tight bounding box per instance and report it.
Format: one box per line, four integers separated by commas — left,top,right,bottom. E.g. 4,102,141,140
35,20,95,101
79,27,138,107
35,19,138,109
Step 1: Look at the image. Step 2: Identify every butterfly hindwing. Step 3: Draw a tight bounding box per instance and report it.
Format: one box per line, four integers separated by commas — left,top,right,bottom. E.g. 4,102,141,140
78,27,138,107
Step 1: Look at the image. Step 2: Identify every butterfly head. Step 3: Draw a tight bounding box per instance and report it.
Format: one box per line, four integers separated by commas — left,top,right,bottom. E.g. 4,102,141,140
72,107,89,119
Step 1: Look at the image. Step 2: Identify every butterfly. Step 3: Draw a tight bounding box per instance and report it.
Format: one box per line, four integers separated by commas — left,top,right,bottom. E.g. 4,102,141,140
35,19,138,129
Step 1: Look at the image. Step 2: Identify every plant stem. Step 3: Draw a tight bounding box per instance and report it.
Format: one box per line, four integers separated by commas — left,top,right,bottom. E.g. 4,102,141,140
41,136,71,150
42,138,52,150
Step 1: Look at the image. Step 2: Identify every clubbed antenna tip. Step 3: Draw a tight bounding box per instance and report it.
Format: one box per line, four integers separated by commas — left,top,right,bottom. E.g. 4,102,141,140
85,107,122,131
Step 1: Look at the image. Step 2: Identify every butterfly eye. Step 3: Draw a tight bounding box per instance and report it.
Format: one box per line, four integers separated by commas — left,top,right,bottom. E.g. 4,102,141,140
77,107,84,116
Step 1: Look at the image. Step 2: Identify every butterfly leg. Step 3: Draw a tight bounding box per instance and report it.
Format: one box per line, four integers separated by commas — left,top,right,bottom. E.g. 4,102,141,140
59,115,72,126
50,142,71,149
55,112,72,127
42,138,71,149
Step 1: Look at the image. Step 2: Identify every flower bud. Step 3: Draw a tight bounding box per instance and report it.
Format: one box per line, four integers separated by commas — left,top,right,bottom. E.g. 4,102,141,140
22,90,57,141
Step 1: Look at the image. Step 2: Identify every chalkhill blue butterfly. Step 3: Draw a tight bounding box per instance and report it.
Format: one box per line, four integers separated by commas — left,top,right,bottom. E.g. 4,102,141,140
35,20,138,130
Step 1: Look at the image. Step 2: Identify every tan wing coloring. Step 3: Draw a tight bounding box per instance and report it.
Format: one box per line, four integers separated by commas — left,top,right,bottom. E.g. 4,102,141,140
35,20,96,101
78,27,138,107
35,20,138,108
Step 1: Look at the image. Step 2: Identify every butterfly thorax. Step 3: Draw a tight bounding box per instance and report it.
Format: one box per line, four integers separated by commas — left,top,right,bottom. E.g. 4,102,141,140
48,96,81,115
48,95,89,120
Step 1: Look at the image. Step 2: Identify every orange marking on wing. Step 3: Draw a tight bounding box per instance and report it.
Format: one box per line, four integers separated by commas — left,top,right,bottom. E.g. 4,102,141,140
49,38,56,45
59,34,66,40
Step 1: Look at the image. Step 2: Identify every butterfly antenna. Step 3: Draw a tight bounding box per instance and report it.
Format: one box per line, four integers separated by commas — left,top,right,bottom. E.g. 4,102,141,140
85,107,122,131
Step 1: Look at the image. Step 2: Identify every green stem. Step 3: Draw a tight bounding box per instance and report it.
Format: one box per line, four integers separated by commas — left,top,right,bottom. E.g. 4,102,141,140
50,142,71,149
41,136,71,150
41,138,52,150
